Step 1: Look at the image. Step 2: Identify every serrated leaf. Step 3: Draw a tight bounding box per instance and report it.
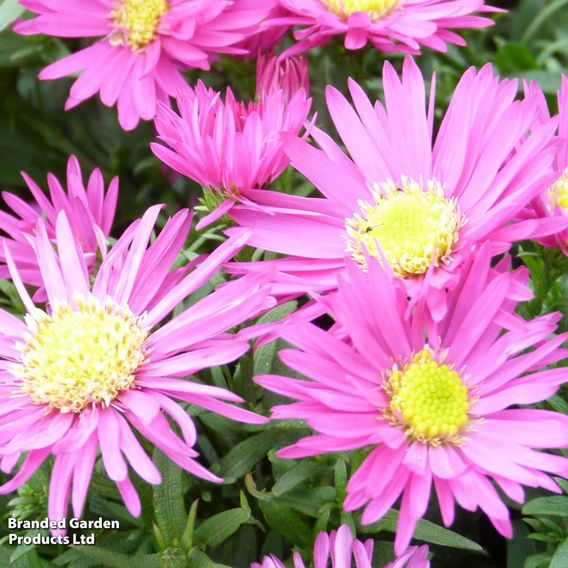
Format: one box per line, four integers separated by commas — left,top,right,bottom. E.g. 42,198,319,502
193,507,251,550
523,495,568,517
153,449,188,546
218,430,280,481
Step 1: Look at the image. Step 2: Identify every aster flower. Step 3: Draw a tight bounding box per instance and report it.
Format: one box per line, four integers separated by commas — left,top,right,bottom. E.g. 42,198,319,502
252,524,429,568
151,54,312,229
273,0,497,57
15,1,269,130
234,1,292,57
521,75,568,254
256,52,310,103
0,155,117,295
0,205,273,524
255,248,568,554
229,57,568,316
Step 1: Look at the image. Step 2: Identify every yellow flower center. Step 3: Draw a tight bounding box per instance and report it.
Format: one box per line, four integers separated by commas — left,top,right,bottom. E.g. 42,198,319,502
14,296,148,413
548,169,568,212
346,177,463,277
322,0,398,19
384,348,470,445
111,0,169,51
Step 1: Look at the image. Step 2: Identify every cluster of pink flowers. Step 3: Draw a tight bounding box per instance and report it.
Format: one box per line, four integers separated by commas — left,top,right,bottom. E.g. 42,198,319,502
3,0,568,566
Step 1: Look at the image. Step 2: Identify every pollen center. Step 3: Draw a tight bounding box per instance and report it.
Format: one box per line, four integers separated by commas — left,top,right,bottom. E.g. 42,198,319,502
14,296,148,413
346,177,463,277
111,0,168,51
548,169,568,212
323,0,398,19
384,348,470,445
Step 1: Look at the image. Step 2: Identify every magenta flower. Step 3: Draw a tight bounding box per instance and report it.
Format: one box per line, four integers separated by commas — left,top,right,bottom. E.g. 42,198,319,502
0,155,117,295
255,249,568,554
151,57,312,228
521,75,568,254
0,205,272,524
235,1,292,58
230,57,567,316
256,52,310,103
274,0,497,57
252,524,429,567
15,1,268,130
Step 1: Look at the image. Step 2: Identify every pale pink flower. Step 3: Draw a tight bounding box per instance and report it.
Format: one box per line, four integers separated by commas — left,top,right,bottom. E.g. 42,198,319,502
275,0,498,57
252,524,429,567
0,205,273,524
152,56,312,229
255,249,568,554
229,57,567,317
15,1,269,130
0,155,117,295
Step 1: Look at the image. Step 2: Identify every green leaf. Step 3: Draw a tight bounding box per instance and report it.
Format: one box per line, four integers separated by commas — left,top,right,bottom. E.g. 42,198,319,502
507,520,539,568
272,461,327,497
258,500,311,548
188,549,231,568
153,449,188,546
551,536,568,566
218,430,280,482
72,546,162,568
525,552,553,568
180,500,199,551
0,0,24,32
363,510,484,552
523,495,568,517
193,505,251,550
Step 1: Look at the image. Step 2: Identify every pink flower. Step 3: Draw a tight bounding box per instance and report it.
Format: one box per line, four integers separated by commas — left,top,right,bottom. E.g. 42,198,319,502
0,155,117,296
234,1,292,57
252,524,429,567
256,52,310,103
255,249,568,554
229,57,567,317
151,56,312,229
520,75,568,254
15,1,269,130
0,205,273,524
275,0,498,57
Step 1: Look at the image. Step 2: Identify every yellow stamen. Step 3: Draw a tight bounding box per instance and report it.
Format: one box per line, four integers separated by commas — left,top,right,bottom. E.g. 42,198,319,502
346,177,463,277
323,0,398,19
111,0,169,51
383,348,471,445
548,169,568,212
13,296,148,413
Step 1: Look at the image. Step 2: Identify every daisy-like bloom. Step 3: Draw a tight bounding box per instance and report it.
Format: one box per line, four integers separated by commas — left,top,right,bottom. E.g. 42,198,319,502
0,205,273,524
229,58,568,315
0,155,117,295
252,524,429,568
273,0,497,57
151,54,312,229
521,76,568,254
255,249,568,554
15,1,269,130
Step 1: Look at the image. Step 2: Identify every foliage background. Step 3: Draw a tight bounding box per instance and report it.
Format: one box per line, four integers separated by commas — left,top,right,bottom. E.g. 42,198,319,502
1,0,568,566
